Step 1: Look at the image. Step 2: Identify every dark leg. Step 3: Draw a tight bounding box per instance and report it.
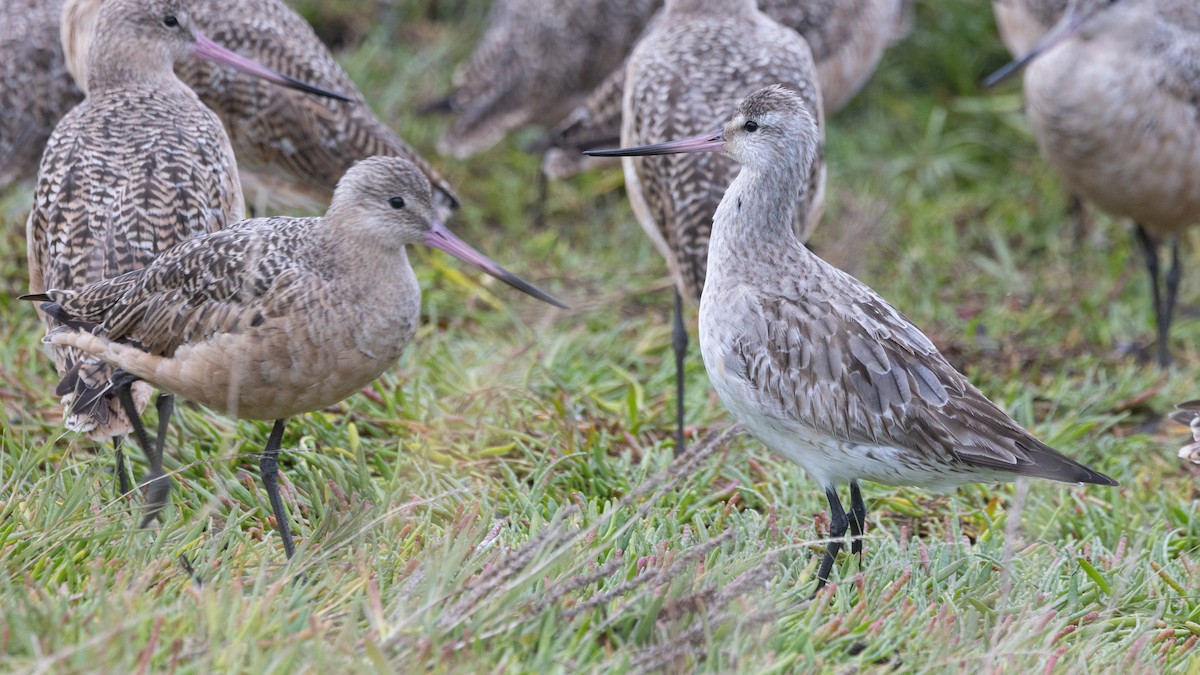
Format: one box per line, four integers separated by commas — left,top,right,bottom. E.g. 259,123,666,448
532,164,549,229
672,287,688,457
112,370,169,526
816,486,850,591
259,419,296,559
138,394,174,528
112,436,131,498
1067,193,1091,246
1135,225,1170,367
848,481,866,556
1162,237,1182,368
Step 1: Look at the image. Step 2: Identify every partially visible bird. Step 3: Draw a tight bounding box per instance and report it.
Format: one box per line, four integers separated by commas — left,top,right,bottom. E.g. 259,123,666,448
27,0,347,516
422,0,661,159
592,0,825,454
0,0,83,194
26,156,566,559
1170,401,1200,465
541,0,906,179
590,85,1116,590
991,0,1065,57
986,0,1200,367
22,0,459,214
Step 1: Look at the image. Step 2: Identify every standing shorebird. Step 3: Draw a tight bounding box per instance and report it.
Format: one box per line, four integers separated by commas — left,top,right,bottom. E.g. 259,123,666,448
540,0,905,180
25,156,566,559
589,85,1116,588
601,0,825,453
986,0,1200,367
0,0,461,214
26,0,347,518
421,0,659,159
0,0,83,193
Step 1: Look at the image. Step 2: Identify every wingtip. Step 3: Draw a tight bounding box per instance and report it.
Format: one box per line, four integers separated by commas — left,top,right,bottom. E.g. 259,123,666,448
417,95,456,115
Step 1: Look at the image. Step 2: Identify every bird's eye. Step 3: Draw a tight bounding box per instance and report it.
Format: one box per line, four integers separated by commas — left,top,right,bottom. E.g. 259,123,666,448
744,120,759,132
389,197,406,209
163,15,179,28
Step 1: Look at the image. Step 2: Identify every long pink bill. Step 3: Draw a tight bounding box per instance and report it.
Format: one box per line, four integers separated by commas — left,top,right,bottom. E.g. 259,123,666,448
424,221,568,309
584,130,725,157
193,33,352,102
983,9,1085,87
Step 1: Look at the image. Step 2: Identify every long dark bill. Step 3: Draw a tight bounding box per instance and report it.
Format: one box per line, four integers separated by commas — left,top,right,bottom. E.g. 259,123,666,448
983,9,1085,87
193,33,353,102
584,130,725,157
424,221,569,309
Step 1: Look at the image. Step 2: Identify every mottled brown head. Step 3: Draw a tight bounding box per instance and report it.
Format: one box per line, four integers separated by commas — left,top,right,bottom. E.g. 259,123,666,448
86,0,201,90
330,156,567,308
328,156,439,250
721,84,820,173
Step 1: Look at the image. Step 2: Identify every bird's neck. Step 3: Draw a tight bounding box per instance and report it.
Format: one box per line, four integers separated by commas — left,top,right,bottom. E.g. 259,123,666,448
707,161,811,284
87,50,184,96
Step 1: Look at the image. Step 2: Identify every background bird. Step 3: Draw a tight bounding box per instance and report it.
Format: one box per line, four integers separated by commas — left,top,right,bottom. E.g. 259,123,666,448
986,0,1200,366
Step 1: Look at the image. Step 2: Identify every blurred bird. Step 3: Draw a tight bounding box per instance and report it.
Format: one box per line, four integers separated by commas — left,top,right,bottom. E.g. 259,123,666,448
0,0,83,194
541,0,907,180
986,0,1200,367
421,0,662,159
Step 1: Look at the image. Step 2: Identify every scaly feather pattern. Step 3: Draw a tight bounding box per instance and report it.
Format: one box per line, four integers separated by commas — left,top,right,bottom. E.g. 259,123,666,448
58,0,458,214
540,0,902,180
0,0,84,192
28,0,255,440
622,0,824,301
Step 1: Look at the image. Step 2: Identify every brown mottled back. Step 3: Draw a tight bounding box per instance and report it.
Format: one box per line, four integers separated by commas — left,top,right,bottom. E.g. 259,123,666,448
59,0,458,214
27,0,245,439
0,0,83,191
622,0,824,301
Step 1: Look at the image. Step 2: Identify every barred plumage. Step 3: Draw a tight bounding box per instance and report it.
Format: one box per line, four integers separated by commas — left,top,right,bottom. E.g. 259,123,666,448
540,0,905,179
0,0,84,192
425,0,661,159
4,0,458,214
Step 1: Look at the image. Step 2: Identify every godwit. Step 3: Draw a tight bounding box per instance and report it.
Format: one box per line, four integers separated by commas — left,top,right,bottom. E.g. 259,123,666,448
0,0,83,193
422,0,660,159
592,0,825,454
991,0,1065,57
986,0,1200,367
26,0,347,519
589,85,1116,589
541,0,905,179
1171,401,1200,465
49,0,461,214
25,156,565,559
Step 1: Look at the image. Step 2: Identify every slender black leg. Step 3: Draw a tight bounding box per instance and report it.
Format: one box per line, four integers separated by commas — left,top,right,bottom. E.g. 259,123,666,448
1162,237,1182,368
816,486,849,591
1135,225,1170,367
848,481,866,557
112,436,131,498
672,287,688,457
532,164,549,229
138,394,174,528
112,369,171,527
259,419,295,559
1067,193,1090,246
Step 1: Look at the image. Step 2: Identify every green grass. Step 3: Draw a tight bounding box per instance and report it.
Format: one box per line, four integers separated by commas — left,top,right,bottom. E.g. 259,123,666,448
2,0,1199,671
